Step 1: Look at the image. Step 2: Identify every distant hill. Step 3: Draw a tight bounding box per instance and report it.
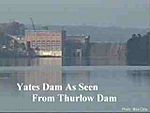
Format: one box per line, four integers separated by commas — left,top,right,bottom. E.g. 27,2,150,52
26,25,150,42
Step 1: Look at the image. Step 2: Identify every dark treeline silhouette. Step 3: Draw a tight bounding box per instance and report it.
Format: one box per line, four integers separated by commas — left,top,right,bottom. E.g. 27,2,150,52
0,21,25,36
127,31,150,65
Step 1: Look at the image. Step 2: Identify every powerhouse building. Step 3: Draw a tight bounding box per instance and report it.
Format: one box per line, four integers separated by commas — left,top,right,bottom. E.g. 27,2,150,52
63,35,90,65
24,30,65,57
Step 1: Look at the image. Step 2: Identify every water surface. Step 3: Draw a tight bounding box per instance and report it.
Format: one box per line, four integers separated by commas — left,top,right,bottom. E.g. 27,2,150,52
0,58,149,112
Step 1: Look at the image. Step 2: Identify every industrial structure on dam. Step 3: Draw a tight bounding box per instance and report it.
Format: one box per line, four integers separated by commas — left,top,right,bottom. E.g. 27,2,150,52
0,21,91,59
23,30,65,57
22,30,90,58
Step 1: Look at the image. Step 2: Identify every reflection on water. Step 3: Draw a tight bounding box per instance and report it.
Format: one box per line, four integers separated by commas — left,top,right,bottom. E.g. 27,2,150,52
0,57,126,66
0,58,62,95
63,57,90,66
0,57,62,66
127,70,150,87
0,58,149,111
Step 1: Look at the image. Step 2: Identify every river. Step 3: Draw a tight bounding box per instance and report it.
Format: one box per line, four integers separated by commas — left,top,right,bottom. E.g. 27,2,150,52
0,58,149,112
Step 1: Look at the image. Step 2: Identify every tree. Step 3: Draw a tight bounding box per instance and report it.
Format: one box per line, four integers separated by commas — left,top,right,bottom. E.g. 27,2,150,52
20,43,26,51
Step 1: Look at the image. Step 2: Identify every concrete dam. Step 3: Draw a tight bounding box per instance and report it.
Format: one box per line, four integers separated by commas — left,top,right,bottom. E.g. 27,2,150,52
90,43,127,66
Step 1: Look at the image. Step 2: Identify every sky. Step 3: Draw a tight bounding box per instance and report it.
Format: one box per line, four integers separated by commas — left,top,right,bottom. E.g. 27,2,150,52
0,0,149,28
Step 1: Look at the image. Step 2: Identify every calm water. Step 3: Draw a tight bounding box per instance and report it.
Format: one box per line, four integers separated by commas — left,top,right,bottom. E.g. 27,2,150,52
0,58,149,112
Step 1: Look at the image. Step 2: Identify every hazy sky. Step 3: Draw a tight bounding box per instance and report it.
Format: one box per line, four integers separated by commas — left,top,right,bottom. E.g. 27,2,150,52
0,0,149,28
